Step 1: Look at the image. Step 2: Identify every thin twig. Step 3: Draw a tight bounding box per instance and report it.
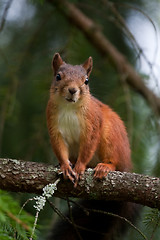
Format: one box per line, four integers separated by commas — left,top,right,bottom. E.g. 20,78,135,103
48,197,147,239
66,197,83,240
67,199,148,240
47,198,105,236
46,198,72,223
89,208,148,240
113,2,159,90
6,211,31,232
0,0,14,32
30,211,39,240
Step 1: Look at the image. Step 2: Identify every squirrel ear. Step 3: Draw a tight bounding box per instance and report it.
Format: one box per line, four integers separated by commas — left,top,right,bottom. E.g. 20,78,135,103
82,56,93,77
52,53,63,74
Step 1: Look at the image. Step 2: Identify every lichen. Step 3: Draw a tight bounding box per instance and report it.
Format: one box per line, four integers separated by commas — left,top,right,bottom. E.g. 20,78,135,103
0,174,5,179
9,159,21,165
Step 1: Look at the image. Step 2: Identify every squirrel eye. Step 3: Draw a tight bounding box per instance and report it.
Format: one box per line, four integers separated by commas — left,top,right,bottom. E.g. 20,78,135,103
56,73,61,81
84,78,89,85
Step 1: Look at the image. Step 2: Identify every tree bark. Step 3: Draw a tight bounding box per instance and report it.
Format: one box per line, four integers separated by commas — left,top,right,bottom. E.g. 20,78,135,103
0,158,160,210
48,0,160,116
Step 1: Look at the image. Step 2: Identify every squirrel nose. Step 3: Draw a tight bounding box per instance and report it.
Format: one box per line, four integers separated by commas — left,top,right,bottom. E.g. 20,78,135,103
68,88,77,95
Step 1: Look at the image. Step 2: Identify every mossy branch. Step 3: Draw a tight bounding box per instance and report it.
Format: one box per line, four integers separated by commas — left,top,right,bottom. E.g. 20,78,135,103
0,158,160,209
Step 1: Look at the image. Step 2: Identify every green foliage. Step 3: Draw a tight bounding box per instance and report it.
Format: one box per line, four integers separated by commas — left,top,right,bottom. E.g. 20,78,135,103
144,209,160,228
0,190,36,239
143,209,160,239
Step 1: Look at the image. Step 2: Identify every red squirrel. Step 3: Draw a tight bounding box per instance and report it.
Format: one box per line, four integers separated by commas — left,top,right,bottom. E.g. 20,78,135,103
47,53,132,184
46,53,137,240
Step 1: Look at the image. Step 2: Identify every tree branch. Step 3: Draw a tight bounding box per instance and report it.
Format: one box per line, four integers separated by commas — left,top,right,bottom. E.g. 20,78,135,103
0,158,160,210
49,0,160,116
0,0,14,32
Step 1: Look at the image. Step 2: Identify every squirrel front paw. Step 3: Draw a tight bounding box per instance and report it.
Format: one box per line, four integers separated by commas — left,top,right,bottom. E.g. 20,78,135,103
73,162,86,187
60,161,76,182
94,163,115,179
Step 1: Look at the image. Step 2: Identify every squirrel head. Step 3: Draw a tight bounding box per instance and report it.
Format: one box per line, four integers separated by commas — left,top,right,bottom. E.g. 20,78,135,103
50,53,93,104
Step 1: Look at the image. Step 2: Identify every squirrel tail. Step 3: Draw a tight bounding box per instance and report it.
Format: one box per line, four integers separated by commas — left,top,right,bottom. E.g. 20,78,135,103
47,200,139,240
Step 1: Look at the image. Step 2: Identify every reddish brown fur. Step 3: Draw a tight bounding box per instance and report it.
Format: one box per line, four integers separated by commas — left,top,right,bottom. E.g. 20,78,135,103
47,53,132,183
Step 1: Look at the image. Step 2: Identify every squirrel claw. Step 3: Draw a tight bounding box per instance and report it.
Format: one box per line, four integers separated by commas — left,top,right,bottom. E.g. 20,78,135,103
73,173,83,187
73,162,86,187
60,162,76,182
94,163,114,179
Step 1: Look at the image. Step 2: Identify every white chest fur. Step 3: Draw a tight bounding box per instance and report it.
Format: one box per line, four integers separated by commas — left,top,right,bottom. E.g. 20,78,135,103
58,104,80,146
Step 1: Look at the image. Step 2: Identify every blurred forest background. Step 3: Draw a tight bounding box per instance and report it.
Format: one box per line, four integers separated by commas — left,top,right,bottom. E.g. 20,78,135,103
0,0,160,239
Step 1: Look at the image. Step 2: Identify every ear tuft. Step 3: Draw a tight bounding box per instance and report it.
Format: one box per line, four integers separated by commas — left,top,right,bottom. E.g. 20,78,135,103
82,56,93,77
52,53,63,74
